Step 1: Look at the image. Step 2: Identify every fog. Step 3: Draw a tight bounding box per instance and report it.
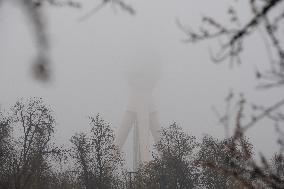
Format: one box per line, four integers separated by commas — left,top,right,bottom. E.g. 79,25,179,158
1,0,283,168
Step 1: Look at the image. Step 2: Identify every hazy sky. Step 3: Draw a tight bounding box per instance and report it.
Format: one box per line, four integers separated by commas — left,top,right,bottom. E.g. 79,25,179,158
1,0,284,166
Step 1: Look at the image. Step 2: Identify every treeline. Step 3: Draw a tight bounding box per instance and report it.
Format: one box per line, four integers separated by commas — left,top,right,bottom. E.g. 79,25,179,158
0,97,283,189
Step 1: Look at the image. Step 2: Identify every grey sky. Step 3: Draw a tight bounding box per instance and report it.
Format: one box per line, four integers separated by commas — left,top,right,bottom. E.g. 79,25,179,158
0,0,283,166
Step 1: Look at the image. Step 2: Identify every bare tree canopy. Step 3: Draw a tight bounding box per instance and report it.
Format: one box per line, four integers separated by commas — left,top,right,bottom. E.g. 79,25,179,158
0,97,61,189
70,114,124,189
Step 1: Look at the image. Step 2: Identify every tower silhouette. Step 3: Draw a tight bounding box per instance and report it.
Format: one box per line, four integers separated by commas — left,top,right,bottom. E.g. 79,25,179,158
116,50,161,171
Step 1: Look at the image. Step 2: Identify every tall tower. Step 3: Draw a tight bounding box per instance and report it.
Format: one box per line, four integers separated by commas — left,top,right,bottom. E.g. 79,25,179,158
116,49,161,171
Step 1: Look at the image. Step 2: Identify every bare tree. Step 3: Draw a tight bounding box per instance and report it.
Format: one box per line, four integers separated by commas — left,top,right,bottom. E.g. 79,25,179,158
70,114,124,189
211,94,284,188
1,97,58,189
197,135,253,189
178,1,284,188
135,122,200,189
0,109,13,189
271,153,284,180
